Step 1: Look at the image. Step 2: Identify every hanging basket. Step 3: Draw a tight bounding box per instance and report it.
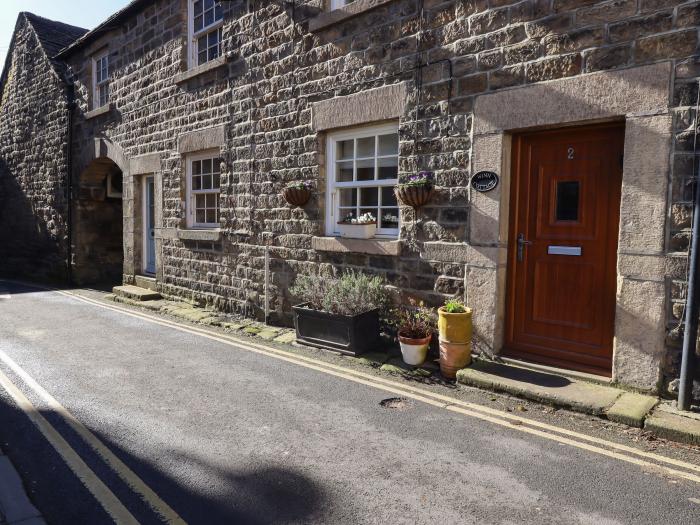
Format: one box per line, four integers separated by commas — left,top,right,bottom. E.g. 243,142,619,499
395,184,434,209
283,186,311,207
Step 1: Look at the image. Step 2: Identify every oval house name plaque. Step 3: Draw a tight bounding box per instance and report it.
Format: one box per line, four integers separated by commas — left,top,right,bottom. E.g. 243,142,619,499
471,171,499,192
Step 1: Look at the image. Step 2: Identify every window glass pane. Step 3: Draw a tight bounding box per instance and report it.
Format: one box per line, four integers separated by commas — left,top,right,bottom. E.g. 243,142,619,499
208,31,218,47
194,15,203,31
192,176,201,190
202,158,212,174
336,161,353,182
378,133,398,156
555,181,580,221
356,137,375,158
356,159,374,181
209,43,219,61
204,9,214,27
380,209,399,229
360,187,378,207
205,0,214,10
337,140,353,160
196,210,206,223
193,160,201,175
202,174,212,190
377,157,398,180
339,209,356,222
206,193,216,207
194,0,203,16
213,173,220,188
196,194,206,209
214,2,222,20
360,208,378,221
214,158,222,172
206,209,216,224
381,187,397,207
338,188,357,207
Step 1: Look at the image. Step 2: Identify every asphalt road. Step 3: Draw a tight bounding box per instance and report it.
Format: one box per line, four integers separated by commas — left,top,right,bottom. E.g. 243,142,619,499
0,280,699,525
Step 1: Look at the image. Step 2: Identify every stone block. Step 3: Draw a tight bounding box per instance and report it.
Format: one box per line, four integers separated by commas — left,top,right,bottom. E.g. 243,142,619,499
606,392,658,427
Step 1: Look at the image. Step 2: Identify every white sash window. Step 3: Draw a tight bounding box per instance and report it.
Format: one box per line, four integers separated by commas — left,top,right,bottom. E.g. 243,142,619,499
188,0,224,68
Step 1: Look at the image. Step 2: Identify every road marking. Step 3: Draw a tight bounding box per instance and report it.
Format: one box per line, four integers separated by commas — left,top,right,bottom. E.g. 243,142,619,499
0,369,139,525
54,289,700,485
0,349,187,525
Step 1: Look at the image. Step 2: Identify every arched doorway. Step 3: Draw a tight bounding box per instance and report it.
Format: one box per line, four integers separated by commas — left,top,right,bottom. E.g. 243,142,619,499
72,157,124,286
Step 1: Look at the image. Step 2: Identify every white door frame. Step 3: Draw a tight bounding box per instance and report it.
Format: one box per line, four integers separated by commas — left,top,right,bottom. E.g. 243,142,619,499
142,175,156,275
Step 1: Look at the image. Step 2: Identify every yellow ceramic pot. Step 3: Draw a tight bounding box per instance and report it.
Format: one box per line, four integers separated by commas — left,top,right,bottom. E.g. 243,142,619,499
437,306,473,343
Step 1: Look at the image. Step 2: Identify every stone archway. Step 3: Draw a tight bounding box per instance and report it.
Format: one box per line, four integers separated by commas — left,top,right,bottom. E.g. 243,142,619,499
72,156,124,286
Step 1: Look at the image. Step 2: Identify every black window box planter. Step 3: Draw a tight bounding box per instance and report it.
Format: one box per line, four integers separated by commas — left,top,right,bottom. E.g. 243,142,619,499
292,303,380,357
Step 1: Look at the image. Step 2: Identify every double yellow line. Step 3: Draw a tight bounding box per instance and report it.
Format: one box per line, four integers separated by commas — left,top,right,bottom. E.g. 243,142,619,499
0,281,699,525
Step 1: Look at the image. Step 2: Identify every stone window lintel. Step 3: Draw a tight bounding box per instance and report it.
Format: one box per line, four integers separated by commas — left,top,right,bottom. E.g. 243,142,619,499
176,228,222,242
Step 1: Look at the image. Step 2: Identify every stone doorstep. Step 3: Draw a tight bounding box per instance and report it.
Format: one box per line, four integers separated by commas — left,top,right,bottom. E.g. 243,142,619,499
112,285,161,302
455,359,657,424
133,275,157,291
644,403,700,446
0,454,46,525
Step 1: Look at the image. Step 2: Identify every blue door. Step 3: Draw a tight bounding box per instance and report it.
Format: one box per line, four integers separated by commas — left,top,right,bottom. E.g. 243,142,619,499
144,176,156,275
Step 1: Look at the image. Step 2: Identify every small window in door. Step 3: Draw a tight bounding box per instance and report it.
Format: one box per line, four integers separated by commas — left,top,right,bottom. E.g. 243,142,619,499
555,181,580,222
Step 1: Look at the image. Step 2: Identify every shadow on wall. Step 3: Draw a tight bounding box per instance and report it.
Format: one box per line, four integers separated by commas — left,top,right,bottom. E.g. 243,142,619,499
0,392,327,524
0,157,69,282
71,158,124,286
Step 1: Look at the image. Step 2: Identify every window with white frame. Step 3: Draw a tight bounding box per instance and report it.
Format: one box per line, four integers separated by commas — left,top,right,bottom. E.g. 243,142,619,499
188,0,224,68
187,153,222,228
92,53,109,109
326,123,400,238
330,0,355,9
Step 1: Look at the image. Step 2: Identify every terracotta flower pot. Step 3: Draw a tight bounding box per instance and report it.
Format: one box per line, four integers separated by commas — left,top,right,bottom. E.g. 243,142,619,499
437,306,473,343
283,186,311,207
398,333,432,366
395,184,434,209
438,340,472,379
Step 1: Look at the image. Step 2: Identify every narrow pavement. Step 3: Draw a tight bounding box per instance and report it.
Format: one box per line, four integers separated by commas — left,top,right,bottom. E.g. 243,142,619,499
0,280,699,524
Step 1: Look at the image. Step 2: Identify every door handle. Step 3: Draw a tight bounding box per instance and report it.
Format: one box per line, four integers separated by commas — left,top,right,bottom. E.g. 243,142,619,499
517,233,532,262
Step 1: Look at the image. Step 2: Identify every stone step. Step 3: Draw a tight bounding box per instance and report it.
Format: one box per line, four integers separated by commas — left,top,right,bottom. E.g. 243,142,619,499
456,358,655,422
112,285,161,302
134,275,157,291
644,403,700,445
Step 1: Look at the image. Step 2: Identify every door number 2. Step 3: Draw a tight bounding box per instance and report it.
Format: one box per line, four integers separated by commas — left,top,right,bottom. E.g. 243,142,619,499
567,147,575,160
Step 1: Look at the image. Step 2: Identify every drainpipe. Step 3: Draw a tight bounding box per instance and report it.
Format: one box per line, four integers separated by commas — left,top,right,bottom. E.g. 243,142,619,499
678,80,700,411
65,79,76,286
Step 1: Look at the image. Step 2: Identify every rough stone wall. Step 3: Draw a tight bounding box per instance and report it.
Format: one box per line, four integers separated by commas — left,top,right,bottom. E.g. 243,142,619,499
65,0,699,390
0,16,71,282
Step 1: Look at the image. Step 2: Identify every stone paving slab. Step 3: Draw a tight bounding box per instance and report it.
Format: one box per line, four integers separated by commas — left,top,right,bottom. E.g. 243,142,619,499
606,392,658,428
644,403,700,445
456,359,623,415
0,453,46,525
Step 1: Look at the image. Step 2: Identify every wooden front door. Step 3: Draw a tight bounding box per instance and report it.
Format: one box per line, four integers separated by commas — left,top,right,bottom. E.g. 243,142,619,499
504,124,624,376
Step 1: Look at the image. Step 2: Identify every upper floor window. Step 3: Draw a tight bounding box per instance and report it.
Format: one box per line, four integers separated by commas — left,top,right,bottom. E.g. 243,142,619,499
188,0,224,68
326,123,400,238
330,0,355,9
92,53,109,109
186,152,222,228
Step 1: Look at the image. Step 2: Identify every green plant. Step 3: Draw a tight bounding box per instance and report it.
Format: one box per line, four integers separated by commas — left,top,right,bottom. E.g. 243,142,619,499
389,298,436,339
290,270,390,316
443,299,467,314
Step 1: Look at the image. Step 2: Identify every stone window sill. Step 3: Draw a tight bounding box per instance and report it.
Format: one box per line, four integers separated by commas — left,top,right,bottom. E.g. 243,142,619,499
312,236,401,256
309,0,394,32
85,103,114,120
177,228,222,242
174,56,227,84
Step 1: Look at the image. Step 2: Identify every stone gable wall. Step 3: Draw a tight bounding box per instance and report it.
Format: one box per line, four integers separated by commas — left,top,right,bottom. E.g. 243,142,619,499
0,16,71,281
65,0,700,391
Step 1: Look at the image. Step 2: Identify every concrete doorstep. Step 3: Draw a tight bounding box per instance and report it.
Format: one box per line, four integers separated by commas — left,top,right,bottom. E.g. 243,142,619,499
0,450,46,525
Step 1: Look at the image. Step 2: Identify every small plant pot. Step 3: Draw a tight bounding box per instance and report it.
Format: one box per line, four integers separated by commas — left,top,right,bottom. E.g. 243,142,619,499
398,333,432,366
395,184,434,209
438,340,472,379
337,222,377,239
437,306,473,343
283,186,311,207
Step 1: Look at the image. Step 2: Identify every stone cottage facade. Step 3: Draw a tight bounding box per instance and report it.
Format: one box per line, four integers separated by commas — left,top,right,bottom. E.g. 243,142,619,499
1,0,699,396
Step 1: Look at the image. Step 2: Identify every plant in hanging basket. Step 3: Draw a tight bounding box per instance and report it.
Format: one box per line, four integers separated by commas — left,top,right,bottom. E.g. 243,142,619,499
395,171,435,209
283,180,313,207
